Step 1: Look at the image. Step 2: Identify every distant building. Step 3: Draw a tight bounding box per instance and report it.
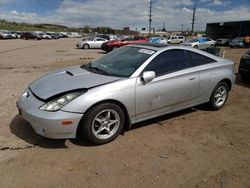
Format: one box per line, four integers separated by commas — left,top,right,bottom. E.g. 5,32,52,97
206,20,250,39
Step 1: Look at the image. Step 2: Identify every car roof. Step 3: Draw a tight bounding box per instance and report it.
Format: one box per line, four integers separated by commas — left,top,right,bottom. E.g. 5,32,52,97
129,43,169,51
129,43,226,61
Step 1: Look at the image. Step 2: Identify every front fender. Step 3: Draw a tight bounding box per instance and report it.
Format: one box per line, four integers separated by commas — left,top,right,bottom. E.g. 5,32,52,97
61,78,137,118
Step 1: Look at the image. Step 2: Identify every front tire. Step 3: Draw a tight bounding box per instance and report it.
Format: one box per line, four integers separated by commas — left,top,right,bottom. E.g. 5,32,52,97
80,103,125,145
209,82,229,110
112,46,118,51
83,43,90,50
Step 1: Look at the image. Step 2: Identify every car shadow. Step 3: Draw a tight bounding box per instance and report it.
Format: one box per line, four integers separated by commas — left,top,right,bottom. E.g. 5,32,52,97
10,114,97,148
97,51,107,54
9,105,214,148
235,73,250,88
9,114,68,149
130,108,198,131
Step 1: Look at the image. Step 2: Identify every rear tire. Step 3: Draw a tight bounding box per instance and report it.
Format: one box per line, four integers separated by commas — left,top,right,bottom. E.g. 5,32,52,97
80,103,125,145
208,82,229,110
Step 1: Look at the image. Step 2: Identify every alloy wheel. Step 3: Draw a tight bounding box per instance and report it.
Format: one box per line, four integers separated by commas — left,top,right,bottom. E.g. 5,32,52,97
92,109,120,140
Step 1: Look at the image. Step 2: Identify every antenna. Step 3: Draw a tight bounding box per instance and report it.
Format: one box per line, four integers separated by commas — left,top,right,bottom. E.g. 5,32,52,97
148,0,152,35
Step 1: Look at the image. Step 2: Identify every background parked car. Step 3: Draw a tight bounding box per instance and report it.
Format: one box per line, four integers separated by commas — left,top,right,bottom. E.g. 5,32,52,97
20,32,42,40
182,37,216,50
76,37,108,49
46,32,61,39
149,37,167,44
167,35,185,44
0,31,14,39
215,38,230,46
238,50,250,81
229,37,244,48
95,34,118,41
101,35,148,52
36,32,52,39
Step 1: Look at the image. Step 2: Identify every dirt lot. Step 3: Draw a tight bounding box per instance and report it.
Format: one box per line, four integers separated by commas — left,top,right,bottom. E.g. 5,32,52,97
0,38,249,188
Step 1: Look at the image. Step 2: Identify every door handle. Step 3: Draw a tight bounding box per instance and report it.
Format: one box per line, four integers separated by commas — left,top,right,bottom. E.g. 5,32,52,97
188,77,197,80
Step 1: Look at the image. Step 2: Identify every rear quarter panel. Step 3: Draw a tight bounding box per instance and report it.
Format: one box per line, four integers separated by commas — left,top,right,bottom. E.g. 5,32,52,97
196,59,235,103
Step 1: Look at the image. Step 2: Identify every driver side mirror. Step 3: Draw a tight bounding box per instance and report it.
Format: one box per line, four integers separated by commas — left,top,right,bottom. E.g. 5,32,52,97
141,71,156,83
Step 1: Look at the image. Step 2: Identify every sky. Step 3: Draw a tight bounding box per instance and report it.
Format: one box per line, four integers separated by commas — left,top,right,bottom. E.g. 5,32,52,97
0,0,250,31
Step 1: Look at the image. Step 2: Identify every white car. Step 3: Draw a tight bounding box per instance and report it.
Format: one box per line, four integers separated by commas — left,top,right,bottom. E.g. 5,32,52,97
167,35,185,44
36,32,52,39
0,31,13,39
76,37,108,49
182,37,216,50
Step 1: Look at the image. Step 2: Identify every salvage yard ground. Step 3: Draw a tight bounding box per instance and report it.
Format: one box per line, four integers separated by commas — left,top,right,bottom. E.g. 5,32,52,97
0,38,249,187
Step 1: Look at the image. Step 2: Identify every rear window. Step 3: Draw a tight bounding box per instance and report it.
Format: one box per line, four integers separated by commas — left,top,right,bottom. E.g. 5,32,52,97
188,51,216,66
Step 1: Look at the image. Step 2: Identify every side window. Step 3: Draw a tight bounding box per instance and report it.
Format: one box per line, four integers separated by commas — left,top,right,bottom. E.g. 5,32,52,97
124,36,134,41
188,51,215,66
144,50,190,76
96,38,105,41
134,36,139,40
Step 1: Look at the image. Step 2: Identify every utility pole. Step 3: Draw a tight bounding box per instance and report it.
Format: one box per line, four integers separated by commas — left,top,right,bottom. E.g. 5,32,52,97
148,0,152,35
162,21,166,32
180,24,184,32
191,4,196,34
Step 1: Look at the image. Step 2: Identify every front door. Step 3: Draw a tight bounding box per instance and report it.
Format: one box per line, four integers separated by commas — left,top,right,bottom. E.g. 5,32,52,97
135,49,199,120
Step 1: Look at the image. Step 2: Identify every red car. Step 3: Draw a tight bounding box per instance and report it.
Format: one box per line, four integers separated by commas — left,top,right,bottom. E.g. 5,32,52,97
101,36,148,52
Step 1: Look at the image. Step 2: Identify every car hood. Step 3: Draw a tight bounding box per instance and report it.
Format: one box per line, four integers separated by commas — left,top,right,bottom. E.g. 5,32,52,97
29,65,121,100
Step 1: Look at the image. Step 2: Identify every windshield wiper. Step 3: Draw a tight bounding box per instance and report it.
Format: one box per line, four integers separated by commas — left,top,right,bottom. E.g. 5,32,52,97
87,62,109,75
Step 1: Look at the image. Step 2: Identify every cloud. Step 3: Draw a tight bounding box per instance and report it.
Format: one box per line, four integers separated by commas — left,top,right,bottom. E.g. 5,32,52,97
0,0,249,31
0,0,8,3
213,0,222,5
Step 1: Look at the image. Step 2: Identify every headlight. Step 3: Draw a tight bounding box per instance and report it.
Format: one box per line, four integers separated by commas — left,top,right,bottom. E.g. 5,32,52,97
40,90,85,112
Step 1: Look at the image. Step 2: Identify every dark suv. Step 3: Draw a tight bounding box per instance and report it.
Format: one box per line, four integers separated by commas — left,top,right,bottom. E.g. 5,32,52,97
239,51,250,81
20,32,42,40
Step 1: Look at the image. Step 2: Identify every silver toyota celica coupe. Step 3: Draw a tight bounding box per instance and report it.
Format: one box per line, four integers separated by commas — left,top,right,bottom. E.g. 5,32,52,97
17,43,235,144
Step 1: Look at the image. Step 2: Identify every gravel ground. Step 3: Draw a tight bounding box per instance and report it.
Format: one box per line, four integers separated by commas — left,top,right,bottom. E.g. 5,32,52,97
0,38,249,188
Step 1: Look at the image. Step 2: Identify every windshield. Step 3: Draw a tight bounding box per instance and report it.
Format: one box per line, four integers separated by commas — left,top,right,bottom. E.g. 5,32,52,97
82,46,155,77
83,36,94,41
233,37,242,41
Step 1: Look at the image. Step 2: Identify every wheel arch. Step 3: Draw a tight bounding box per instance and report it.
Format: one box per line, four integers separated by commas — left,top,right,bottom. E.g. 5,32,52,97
219,78,232,91
83,43,90,49
76,99,131,137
